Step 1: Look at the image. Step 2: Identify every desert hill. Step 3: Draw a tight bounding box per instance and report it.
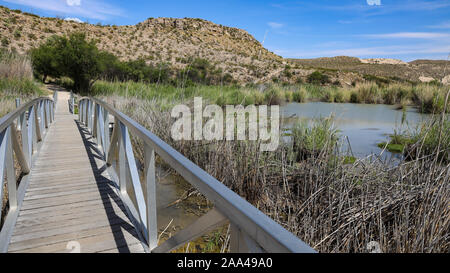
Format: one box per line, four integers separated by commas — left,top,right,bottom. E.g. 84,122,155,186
0,6,285,83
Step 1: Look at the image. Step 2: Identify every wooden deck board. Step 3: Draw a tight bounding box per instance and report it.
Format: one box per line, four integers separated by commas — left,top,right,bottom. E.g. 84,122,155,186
8,91,146,253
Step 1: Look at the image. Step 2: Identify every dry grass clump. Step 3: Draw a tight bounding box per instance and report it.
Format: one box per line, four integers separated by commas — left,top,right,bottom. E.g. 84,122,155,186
0,50,32,80
0,50,43,118
99,94,449,253
412,84,449,114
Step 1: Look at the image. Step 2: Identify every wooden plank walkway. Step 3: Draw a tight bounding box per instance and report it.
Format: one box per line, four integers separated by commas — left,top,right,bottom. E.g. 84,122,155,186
7,91,145,253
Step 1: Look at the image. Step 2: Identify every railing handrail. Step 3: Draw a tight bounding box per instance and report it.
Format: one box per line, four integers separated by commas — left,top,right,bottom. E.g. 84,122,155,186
0,97,54,133
78,96,316,253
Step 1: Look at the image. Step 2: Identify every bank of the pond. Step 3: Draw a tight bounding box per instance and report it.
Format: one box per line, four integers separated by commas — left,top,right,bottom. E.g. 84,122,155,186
87,80,449,114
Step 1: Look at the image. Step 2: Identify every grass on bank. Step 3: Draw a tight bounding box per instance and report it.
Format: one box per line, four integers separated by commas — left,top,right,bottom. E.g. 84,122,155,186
379,116,450,162
86,79,449,114
0,50,44,117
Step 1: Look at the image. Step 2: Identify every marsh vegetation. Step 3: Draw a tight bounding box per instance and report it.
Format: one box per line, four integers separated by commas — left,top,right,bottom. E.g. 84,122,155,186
95,93,449,253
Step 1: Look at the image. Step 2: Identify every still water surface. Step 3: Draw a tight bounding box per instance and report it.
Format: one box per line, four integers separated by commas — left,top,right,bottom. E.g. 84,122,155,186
281,102,430,157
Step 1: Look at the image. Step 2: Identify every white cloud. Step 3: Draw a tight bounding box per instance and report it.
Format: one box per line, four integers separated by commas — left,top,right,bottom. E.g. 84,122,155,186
363,32,450,39
66,0,81,6
366,0,381,6
4,0,123,20
64,17,83,23
268,22,283,29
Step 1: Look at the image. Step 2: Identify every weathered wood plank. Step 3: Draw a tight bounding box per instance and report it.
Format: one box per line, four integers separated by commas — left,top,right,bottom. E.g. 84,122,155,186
8,223,139,252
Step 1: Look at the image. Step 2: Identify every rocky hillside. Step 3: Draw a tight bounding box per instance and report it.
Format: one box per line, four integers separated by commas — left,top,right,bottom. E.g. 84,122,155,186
0,6,284,83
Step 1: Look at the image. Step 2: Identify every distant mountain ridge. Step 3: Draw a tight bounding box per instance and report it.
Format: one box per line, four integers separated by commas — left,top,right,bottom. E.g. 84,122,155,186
288,56,450,84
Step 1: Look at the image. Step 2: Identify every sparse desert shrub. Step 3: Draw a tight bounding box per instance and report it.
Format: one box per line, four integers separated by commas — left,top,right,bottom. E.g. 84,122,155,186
1,37,9,47
307,71,330,85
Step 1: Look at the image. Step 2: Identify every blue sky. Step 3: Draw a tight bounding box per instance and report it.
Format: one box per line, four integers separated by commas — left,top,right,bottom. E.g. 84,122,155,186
1,0,450,61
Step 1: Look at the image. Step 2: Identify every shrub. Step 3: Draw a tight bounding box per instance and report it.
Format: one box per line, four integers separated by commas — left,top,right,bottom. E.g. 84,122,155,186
1,37,9,47
307,71,330,85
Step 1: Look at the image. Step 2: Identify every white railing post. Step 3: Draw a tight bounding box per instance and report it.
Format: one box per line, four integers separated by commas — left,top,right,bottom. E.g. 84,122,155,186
118,121,127,194
145,144,157,250
4,127,17,210
15,99,21,131
103,108,110,160
34,105,42,142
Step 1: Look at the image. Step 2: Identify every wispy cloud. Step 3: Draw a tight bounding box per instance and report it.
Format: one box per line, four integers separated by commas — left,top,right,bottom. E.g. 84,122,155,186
362,32,450,39
271,0,450,15
268,22,284,29
3,0,124,20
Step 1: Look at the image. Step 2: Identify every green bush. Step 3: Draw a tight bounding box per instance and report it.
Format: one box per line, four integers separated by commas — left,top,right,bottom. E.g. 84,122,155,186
307,71,330,85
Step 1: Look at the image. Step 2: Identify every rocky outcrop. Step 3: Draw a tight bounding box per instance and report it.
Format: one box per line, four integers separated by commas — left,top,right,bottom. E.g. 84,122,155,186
419,76,435,83
442,75,450,85
360,58,408,65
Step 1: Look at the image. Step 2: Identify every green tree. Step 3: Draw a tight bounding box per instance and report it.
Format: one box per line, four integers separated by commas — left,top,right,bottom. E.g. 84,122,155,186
55,33,103,92
31,32,108,92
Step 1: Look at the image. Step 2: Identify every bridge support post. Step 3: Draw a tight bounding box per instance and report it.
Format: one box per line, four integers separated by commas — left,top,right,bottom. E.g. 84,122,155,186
145,144,158,250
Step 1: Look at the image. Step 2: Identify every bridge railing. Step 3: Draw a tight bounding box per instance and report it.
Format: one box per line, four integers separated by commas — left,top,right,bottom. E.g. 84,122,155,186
68,91,75,114
0,96,55,250
78,97,316,253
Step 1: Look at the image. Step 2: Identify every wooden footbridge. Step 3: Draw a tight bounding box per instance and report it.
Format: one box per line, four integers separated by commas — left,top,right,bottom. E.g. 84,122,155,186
0,89,315,253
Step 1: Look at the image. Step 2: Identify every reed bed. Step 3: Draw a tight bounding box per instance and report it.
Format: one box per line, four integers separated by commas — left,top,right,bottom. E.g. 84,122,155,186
99,94,449,253
91,80,449,114
0,50,43,118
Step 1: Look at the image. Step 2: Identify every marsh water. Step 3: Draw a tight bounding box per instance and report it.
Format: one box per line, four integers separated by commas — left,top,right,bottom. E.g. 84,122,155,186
281,102,430,158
